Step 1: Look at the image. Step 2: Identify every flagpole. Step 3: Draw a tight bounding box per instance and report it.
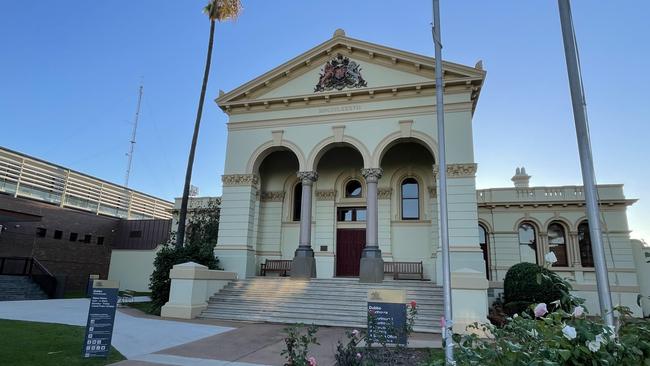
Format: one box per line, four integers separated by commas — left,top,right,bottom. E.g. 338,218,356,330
557,0,614,328
432,0,455,363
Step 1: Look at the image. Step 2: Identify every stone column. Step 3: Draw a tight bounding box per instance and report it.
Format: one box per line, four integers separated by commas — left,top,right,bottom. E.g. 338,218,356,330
292,171,318,279
360,168,384,283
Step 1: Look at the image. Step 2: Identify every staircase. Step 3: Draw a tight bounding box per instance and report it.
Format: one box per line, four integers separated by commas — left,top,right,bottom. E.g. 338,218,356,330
200,277,443,333
0,275,48,301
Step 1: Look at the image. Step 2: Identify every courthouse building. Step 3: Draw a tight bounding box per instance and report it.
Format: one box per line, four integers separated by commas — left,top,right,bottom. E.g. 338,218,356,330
211,30,643,323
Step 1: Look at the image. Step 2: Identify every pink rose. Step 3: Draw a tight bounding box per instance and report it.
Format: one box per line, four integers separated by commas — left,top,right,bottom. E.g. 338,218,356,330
308,356,317,366
572,306,585,317
534,303,548,318
355,353,362,359
351,329,359,337
410,300,417,308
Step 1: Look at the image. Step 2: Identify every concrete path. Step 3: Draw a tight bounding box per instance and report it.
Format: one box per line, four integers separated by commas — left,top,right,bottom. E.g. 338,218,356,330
0,299,233,360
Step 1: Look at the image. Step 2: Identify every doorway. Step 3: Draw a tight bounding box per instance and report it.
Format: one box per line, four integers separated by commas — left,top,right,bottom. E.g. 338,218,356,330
336,228,366,277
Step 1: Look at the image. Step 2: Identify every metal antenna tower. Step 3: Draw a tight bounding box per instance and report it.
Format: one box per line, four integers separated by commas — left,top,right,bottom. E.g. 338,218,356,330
125,84,143,187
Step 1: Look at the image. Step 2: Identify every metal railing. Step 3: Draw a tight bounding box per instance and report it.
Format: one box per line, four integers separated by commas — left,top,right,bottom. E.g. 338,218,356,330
0,147,173,220
0,256,57,298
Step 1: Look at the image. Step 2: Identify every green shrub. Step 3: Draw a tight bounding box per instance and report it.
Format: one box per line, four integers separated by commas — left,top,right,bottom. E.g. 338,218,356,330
503,262,575,315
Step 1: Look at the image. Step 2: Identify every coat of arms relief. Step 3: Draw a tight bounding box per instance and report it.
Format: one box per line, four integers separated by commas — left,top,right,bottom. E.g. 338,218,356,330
314,53,367,92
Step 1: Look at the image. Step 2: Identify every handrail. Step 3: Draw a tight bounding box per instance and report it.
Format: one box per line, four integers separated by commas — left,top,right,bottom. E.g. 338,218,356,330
0,256,57,298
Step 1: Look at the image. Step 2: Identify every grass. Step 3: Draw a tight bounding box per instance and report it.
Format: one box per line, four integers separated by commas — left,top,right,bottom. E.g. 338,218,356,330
125,301,154,314
0,319,125,366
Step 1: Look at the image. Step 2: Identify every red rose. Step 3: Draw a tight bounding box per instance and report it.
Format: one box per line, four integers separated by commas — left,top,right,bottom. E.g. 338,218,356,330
410,300,417,308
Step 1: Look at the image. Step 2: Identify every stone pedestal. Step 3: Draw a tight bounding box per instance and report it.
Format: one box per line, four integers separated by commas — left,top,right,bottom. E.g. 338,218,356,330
161,262,237,319
450,268,489,333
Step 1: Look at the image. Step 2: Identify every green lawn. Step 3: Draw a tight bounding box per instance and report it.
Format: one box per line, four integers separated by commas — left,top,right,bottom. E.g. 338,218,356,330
0,319,125,366
126,301,154,314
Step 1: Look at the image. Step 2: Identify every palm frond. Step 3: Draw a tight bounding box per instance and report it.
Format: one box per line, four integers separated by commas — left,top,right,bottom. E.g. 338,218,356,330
203,0,242,22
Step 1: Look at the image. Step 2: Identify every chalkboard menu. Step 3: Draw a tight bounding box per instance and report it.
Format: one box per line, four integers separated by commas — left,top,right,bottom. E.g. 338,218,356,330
367,289,407,346
82,280,119,358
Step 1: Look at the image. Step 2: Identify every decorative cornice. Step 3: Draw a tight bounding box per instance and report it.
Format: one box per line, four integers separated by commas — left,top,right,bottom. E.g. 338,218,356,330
316,190,337,201
361,168,383,182
298,171,319,184
377,188,392,199
260,191,285,202
433,163,477,178
222,174,259,187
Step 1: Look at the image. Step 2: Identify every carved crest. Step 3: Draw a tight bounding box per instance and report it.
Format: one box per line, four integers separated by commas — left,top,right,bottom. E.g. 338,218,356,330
314,54,367,92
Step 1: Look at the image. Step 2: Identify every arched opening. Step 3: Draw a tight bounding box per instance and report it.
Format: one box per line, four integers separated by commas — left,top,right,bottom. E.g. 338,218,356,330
345,180,362,198
578,221,594,267
257,148,300,236
479,224,490,280
401,178,420,220
518,222,538,264
547,222,568,266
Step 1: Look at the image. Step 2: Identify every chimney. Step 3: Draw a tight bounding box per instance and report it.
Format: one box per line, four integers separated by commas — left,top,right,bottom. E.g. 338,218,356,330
511,167,531,188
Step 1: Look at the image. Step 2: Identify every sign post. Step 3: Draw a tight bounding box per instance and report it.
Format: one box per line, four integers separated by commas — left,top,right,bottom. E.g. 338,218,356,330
82,279,119,358
367,289,407,346
85,274,99,297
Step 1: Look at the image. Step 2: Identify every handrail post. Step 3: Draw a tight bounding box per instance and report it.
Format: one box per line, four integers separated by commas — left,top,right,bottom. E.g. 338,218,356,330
22,258,29,275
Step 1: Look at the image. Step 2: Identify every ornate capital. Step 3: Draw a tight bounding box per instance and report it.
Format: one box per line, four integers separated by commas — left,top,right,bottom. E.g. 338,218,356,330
361,168,383,183
260,191,285,202
315,190,336,201
377,188,392,199
432,163,477,178
428,186,437,198
222,174,259,187
297,171,318,185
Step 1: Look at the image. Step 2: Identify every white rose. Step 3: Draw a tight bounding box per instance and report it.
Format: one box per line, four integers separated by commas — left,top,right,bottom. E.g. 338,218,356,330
572,306,585,317
587,340,601,352
595,334,607,345
545,252,558,264
562,325,577,340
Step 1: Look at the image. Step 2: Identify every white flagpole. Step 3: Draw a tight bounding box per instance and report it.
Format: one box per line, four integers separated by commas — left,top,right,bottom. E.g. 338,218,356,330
432,0,455,363
557,0,614,328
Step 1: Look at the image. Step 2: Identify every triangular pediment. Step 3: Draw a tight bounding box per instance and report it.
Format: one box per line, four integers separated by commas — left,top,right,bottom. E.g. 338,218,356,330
216,29,485,113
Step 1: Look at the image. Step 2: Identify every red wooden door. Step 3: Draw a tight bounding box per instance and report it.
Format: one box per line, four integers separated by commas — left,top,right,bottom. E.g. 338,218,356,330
336,229,366,277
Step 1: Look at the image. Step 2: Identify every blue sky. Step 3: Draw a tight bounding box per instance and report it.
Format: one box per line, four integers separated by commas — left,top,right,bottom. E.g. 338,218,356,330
1,1,648,240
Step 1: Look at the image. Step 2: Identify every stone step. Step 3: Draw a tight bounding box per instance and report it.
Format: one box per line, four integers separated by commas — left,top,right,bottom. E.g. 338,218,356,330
235,278,438,288
223,285,442,295
208,297,443,308
0,275,48,301
214,289,443,301
205,301,442,316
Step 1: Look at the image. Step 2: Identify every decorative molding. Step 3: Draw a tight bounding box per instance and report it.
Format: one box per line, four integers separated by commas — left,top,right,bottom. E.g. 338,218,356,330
428,186,437,198
432,163,477,178
361,168,383,182
316,190,337,201
222,174,259,187
377,188,392,199
260,191,285,202
298,171,319,184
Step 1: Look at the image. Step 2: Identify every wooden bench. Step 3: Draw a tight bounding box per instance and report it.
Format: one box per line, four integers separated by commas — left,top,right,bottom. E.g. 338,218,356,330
384,261,424,280
260,259,292,277
118,289,136,305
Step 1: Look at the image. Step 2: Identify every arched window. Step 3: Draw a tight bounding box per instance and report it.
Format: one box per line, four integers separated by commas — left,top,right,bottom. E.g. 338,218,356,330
479,224,490,280
578,222,594,267
345,180,362,198
547,222,568,267
401,178,419,220
292,182,302,221
518,222,538,264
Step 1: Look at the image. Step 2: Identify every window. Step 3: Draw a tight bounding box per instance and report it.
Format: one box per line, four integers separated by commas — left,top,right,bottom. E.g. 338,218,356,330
345,180,362,198
337,207,366,222
518,223,538,264
479,224,490,280
547,222,568,266
578,222,594,267
97,236,105,245
54,230,63,239
129,230,142,238
401,178,419,220
69,232,78,242
83,234,92,244
292,182,302,221
36,228,47,237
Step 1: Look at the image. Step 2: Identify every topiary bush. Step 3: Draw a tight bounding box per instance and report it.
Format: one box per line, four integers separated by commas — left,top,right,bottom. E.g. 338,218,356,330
503,262,575,315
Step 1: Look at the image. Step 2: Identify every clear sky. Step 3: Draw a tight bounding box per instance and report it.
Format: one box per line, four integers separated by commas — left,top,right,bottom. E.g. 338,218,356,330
1,1,648,240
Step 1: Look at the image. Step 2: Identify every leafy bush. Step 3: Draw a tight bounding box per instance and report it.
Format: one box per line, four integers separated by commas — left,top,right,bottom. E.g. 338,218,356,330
281,324,319,366
503,262,575,315
149,199,221,314
425,305,650,366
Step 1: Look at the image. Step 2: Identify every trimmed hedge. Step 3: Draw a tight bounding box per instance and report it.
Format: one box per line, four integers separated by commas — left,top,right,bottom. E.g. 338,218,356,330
503,262,570,315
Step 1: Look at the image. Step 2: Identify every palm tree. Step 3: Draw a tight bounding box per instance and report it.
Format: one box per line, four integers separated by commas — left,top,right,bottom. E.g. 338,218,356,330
176,0,242,248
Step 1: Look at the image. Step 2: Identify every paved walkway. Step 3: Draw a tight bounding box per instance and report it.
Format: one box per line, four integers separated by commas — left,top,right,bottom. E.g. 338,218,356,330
0,299,441,366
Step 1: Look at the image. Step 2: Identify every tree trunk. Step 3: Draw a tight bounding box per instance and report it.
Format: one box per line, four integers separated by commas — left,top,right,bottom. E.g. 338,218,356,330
176,19,216,248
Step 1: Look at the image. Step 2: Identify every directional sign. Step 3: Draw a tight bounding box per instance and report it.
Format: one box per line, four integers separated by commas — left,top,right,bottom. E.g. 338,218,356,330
82,280,119,358
367,289,407,346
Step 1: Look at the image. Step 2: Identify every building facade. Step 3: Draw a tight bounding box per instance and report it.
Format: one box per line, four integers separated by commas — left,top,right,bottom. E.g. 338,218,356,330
214,30,643,323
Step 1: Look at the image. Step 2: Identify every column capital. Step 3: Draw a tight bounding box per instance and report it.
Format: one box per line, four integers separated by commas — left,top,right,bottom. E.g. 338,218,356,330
361,168,383,182
297,171,318,185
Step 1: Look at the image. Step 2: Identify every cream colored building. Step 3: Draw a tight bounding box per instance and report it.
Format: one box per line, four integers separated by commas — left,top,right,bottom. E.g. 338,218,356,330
213,30,643,320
